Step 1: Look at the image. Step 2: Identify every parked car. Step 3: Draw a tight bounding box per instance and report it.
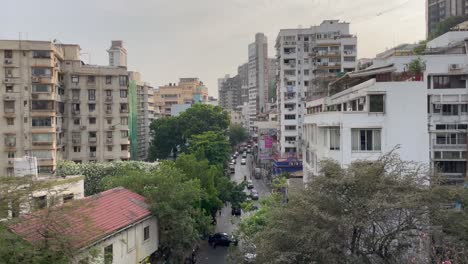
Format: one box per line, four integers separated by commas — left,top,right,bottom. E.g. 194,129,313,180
208,233,238,248
247,148,251,153
241,158,246,165
250,189,259,200
229,167,235,174
247,180,254,189
232,159,236,164
231,206,241,216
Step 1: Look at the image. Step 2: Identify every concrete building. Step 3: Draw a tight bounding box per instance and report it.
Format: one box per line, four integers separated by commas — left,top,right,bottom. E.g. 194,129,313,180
205,96,219,106
303,30,468,186
276,20,358,156
128,71,155,161
107,40,127,67
219,74,242,110
426,0,468,37
60,44,131,163
154,78,208,117
227,110,243,126
238,63,249,106
10,187,159,264
248,33,270,133
268,58,278,102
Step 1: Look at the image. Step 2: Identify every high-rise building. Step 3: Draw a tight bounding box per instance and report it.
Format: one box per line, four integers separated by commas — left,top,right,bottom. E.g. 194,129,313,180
238,63,249,106
276,20,357,156
107,40,127,67
154,78,208,117
268,58,278,103
248,33,269,134
218,75,242,111
427,0,468,37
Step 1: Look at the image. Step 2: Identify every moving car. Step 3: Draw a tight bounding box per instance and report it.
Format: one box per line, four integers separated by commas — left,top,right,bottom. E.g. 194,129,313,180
247,180,254,189
242,152,247,158
241,158,246,165
208,233,238,248
254,168,261,179
232,159,236,165
250,189,259,200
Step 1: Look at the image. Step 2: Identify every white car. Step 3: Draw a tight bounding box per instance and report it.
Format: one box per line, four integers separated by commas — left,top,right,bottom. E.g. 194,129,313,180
241,158,246,165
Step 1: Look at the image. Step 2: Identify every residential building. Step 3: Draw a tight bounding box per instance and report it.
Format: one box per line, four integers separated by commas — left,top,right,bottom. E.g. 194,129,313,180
219,74,242,110
10,187,159,264
107,40,127,67
238,63,249,105
276,20,358,156
154,78,208,117
227,110,243,126
237,103,250,132
268,58,278,102
205,96,219,106
248,33,270,133
128,71,155,161
426,0,468,37
303,29,468,186
61,44,131,163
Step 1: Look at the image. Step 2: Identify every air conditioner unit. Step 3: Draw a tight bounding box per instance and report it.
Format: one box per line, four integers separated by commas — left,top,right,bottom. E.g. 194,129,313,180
434,104,442,110
449,64,461,71
4,59,12,64
32,94,39,99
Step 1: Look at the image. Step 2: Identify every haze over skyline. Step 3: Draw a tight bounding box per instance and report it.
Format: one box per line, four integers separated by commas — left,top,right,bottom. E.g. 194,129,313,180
1,0,425,96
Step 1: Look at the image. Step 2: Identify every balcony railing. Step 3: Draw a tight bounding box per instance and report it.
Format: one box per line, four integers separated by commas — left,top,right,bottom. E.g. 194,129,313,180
88,138,97,143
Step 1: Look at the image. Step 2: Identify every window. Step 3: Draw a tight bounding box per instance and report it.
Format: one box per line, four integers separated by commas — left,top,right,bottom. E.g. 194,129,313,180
32,50,51,58
284,114,296,120
104,244,113,264
107,146,113,151
433,75,466,89
6,118,14,125
6,85,13,93
352,129,381,151
89,117,96,124
106,76,112,84
4,101,15,113
4,50,12,59
33,195,47,210
106,90,112,96
436,133,466,145
120,103,128,113
144,226,150,241
31,68,51,77
88,89,96,101
435,161,466,174
329,128,340,150
442,104,459,116
5,68,13,78
120,90,127,98
107,118,112,125
285,136,296,141
32,100,54,110
106,104,112,111
73,118,80,125
32,84,51,93
106,131,113,139
87,76,95,84
119,75,128,86
121,145,129,151
89,132,97,139
344,56,356,62
88,103,96,112
121,117,128,125
5,135,16,147
121,131,128,138
285,125,296,131
32,133,53,144
369,95,384,113
304,70,310,76
63,194,74,203
90,146,97,153
71,75,79,83
32,117,52,127
31,150,52,160
7,152,15,158
74,146,81,152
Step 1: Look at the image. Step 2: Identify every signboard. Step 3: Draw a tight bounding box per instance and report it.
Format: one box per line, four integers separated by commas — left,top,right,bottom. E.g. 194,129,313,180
265,136,273,149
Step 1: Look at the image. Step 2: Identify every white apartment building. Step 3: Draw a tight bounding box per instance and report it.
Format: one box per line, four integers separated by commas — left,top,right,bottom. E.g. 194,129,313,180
107,40,127,67
303,30,468,186
276,20,357,156
248,33,269,134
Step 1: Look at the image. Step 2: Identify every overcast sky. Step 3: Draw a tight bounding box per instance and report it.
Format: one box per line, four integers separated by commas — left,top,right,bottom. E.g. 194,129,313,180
2,0,425,96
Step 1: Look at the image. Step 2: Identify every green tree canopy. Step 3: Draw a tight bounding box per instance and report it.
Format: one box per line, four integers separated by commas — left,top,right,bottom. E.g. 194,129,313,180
189,131,231,166
178,104,230,140
228,124,248,146
148,117,182,160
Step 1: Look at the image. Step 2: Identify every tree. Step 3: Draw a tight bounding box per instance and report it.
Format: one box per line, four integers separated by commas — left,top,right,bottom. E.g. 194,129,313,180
189,131,231,166
430,15,468,40
228,124,248,147
102,163,212,262
242,153,451,264
148,117,183,160
178,104,230,140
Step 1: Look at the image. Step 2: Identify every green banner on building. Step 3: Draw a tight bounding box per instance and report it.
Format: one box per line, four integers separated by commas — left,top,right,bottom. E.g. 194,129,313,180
128,80,138,160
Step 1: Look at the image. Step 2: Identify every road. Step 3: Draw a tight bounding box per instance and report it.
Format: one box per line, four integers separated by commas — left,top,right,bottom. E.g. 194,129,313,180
197,152,270,264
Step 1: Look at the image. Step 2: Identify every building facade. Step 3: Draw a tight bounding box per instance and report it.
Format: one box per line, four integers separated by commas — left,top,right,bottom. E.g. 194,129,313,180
276,20,357,156
107,40,127,67
426,0,468,37
248,33,269,133
218,74,242,110
154,78,208,117
238,63,249,106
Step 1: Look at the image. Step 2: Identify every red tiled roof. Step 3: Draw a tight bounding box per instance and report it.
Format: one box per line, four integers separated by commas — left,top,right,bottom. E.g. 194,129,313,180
9,187,152,249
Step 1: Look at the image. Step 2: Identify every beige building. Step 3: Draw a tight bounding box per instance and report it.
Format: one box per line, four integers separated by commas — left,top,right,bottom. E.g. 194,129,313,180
0,40,156,176
154,78,208,117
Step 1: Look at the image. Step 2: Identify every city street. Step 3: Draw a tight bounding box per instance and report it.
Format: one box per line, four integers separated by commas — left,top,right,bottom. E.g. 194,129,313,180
197,152,270,264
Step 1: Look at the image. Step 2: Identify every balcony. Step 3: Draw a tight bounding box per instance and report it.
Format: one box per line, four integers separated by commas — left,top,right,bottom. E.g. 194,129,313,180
88,137,97,144
120,109,129,114
105,96,113,102
433,139,466,150
89,152,97,158
72,139,81,145
72,96,80,102
72,110,80,116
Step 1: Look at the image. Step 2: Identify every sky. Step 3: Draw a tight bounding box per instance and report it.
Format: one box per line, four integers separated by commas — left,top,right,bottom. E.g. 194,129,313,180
1,0,425,97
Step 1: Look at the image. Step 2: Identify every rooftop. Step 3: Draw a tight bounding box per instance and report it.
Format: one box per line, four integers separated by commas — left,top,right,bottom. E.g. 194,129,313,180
10,187,151,250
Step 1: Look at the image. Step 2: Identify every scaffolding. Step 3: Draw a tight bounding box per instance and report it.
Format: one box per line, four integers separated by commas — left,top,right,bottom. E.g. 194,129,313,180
128,80,138,160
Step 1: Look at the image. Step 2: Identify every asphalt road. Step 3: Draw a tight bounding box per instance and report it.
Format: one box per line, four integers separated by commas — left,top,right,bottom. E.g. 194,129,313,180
197,153,270,264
